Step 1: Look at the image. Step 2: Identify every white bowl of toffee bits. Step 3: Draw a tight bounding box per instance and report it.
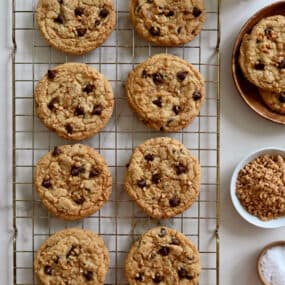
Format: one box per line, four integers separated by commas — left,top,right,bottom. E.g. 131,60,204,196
230,148,285,228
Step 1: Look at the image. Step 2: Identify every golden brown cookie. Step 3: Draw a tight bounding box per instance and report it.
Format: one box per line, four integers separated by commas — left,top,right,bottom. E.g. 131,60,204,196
35,63,114,141
36,0,116,55
259,89,285,114
124,137,201,219
34,144,112,220
34,228,109,285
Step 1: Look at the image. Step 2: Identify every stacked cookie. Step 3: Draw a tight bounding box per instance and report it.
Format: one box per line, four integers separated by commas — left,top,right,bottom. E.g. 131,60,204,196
239,15,285,114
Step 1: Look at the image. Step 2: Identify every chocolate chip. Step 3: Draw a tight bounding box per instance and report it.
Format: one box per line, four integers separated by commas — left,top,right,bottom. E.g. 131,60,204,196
192,91,202,101
135,272,143,281
52,146,61,156
66,245,79,258
264,27,273,37
77,28,87,37
95,19,101,26
254,61,265,70
278,59,285,69
89,168,100,178
160,126,164,131
144,154,154,161
177,71,188,81
177,26,182,34
158,246,170,256
165,11,174,17
137,179,146,188
142,70,148,78
147,0,153,3
44,265,53,275
48,69,56,80
169,196,181,207
158,227,166,237
71,165,85,176
178,268,188,279
58,0,63,4
175,163,187,175
152,97,162,107
92,105,103,116
83,271,93,281
65,124,73,134
172,105,181,115
152,173,161,184
192,7,202,17
75,7,84,16
74,106,85,116
48,97,59,111
279,94,285,103
149,26,160,36
54,14,64,24
153,273,163,283
171,237,180,245
99,8,109,18
53,256,59,264
152,72,164,84
83,84,95,93
42,178,51,188
74,196,85,205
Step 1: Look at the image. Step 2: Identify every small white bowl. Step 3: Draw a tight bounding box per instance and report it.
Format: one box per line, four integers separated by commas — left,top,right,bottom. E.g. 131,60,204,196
230,147,285,228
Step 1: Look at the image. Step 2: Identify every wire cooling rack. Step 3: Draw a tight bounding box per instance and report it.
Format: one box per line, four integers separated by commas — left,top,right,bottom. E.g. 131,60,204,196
12,0,220,284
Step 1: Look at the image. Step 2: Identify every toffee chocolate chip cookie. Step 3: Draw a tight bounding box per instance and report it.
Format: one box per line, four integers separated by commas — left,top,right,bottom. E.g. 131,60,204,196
125,226,201,285
259,89,285,114
35,63,114,141
239,15,285,93
124,137,201,219
35,144,112,220
129,0,206,46
36,0,115,55
126,54,205,132
34,228,109,285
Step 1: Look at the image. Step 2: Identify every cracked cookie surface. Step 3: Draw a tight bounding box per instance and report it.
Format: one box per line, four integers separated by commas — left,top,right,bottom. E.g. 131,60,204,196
126,53,205,132
124,137,201,219
129,0,205,46
125,226,201,285
239,15,285,92
37,0,115,55
35,144,112,220
34,228,109,285
35,63,114,141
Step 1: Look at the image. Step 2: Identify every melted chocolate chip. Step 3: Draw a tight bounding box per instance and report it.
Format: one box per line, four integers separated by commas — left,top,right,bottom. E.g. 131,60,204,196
75,7,84,16
89,168,100,178
42,178,51,188
83,271,93,281
278,59,285,69
95,19,101,26
178,268,188,279
65,124,73,134
74,196,85,205
44,265,53,275
147,0,153,3
153,273,163,283
152,173,161,184
83,84,95,93
192,7,202,17
171,237,180,245
58,0,63,4
53,256,60,264
175,163,187,175
142,70,148,78
158,246,170,256
177,71,188,81
74,106,85,116
165,11,174,17
254,61,265,70
99,8,109,18
54,14,64,24
52,146,61,156
92,105,103,116
71,165,85,176
192,91,202,101
169,196,181,207
48,69,56,80
149,26,160,36
158,227,167,237
177,26,182,34
77,28,87,37
135,272,143,281
172,105,181,115
264,27,273,37
160,126,164,131
137,179,146,188
152,97,162,107
279,94,285,103
144,154,154,161
152,72,164,84
48,97,59,111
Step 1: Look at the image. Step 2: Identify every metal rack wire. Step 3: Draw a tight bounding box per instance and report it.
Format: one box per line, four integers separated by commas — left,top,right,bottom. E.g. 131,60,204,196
12,0,220,284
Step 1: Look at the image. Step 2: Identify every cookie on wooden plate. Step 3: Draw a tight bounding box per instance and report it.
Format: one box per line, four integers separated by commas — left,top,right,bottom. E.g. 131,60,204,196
36,0,116,55
124,137,201,219
34,228,109,285
35,63,114,141
35,144,112,220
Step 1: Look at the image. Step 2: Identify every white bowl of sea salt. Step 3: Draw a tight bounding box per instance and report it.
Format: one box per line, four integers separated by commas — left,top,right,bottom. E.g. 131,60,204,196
257,241,285,285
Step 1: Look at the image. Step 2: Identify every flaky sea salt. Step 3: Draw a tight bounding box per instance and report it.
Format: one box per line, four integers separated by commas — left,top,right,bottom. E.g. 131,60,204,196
260,245,285,285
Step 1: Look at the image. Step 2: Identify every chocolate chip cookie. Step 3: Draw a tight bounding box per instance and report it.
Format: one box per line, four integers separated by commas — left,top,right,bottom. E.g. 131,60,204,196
35,144,112,220
125,226,201,285
35,63,114,141
259,89,285,114
239,15,285,93
126,54,205,132
129,0,206,46
34,228,109,285
36,0,116,55
124,137,201,219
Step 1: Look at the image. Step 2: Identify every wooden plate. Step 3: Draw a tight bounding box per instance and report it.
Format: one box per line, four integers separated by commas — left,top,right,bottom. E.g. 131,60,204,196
257,240,285,285
232,1,285,124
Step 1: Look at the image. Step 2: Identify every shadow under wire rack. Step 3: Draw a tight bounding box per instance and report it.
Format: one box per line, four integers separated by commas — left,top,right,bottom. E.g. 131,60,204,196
12,0,221,284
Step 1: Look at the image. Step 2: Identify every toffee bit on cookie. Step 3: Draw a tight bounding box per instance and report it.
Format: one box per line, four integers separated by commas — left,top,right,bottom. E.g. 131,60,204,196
152,72,164,84
177,71,188,81
83,271,93,281
99,7,109,18
192,7,202,17
137,179,147,188
44,265,53,275
75,7,84,16
52,146,61,156
47,69,56,80
65,124,73,134
153,273,163,283
152,97,162,107
54,14,64,24
254,61,265,70
42,178,51,188
192,91,202,101
169,196,181,207
149,26,160,36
